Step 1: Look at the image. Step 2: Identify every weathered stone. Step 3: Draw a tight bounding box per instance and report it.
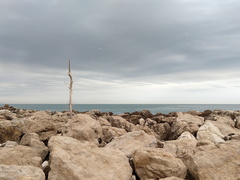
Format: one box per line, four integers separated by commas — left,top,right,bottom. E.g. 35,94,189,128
235,116,240,129
102,126,127,143
20,133,49,160
64,114,102,145
206,114,235,127
97,117,111,126
152,123,171,141
177,131,196,140
168,112,204,140
23,119,57,141
163,139,197,158
48,136,132,180
197,121,225,144
0,145,42,167
201,109,212,117
0,122,23,143
108,116,137,132
0,164,45,180
106,130,157,156
159,177,185,180
209,120,240,137
4,141,18,148
183,143,240,180
133,148,187,179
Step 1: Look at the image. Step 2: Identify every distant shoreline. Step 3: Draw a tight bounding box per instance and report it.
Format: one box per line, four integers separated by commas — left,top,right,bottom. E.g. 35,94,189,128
1,104,240,115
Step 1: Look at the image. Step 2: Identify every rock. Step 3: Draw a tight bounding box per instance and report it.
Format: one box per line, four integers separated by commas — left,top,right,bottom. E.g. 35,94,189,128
133,148,187,179
208,120,240,137
105,130,157,156
201,109,212,117
0,164,45,180
20,133,49,160
42,160,50,177
108,116,137,132
168,112,204,140
48,136,132,180
197,121,225,144
102,126,127,143
131,110,153,119
4,141,18,148
235,116,240,129
183,143,240,180
163,139,197,158
177,131,196,140
206,114,235,127
0,145,42,167
64,114,102,145
152,123,171,141
0,121,23,143
139,118,145,126
145,118,157,127
0,109,17,120
159,177,185,180
97,117,111,126
23,119,57,141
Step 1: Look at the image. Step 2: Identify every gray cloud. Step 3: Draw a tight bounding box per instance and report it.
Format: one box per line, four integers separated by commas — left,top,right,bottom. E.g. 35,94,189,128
1,0,240,103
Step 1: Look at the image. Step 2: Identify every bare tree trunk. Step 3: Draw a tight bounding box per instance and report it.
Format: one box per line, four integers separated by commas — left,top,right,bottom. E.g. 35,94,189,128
68,60,73,116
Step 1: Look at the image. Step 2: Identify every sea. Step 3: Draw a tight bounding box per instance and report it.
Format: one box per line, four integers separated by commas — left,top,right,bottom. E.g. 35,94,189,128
1,104,240,115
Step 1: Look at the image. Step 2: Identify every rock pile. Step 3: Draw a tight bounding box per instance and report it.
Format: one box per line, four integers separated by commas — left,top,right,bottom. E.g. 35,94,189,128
0,105,240,180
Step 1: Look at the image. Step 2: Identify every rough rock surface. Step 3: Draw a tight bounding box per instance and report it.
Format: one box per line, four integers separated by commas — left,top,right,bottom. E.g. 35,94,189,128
102,126,127,143
20,133,49,160
0,164,45,180
0,145,42,167
133,148,187,179
48,136,132,180
105,130,158,156
169,112,204,140
1,105,240,180
183,143,240,180
23,119,57,141
163,139,197,158
0,121,23,143
64,114,102,145
197,121,225,143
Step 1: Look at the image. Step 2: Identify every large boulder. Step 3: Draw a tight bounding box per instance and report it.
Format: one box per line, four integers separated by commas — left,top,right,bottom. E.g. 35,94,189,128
20,133,49,160
0,109,17,120
197,121,225,144
108,116,137,132
0,164,45,180
183,143,240,180
105,130,157,156
64,114,102,145
168,112,204,140
102,126,127,143
235,116,240,129
133,148,187,179
23,120,57,141
0,121,23,143
152,122,171,141
48,136,132,180
206,114,235,127
0,145,42,167
163,138,197,158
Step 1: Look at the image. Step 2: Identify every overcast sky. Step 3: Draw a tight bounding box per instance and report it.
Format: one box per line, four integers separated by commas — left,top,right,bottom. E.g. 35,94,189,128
1,0,240,104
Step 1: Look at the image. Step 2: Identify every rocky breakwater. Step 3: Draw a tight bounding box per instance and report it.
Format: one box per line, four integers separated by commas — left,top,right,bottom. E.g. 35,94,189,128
0,104,240,180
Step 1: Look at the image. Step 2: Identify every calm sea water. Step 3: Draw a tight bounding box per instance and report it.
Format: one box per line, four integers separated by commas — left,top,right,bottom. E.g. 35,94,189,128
1,104,240,115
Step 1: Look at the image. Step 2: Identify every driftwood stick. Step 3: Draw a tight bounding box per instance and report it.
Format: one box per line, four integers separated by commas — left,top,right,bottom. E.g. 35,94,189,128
68,60,73,116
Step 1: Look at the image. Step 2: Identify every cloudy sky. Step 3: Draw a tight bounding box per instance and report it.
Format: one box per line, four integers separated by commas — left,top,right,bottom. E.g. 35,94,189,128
1,0,240,104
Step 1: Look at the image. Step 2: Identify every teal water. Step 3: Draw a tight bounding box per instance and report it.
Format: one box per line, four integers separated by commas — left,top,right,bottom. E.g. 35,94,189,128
1,104,240,115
